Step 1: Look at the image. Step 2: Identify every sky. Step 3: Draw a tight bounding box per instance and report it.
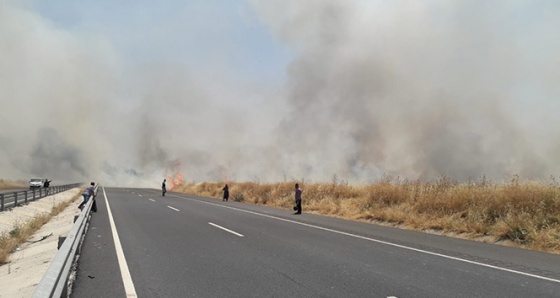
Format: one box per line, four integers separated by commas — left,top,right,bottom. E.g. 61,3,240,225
1,0,560,186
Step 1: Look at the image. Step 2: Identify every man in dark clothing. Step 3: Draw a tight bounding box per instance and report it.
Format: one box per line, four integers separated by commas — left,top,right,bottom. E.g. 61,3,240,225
222,184,229,202
43,179,51,195
294,183,302,214
162,179,167,196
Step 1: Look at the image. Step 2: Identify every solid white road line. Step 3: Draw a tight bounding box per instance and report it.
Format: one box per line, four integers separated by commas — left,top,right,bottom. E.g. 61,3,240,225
149,199,156,202
208,222,244,237
102,187,138,297
158,192,560,285
167,206,180,212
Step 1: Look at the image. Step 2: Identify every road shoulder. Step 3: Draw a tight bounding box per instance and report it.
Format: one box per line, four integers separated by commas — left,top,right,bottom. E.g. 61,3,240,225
0,188,81,297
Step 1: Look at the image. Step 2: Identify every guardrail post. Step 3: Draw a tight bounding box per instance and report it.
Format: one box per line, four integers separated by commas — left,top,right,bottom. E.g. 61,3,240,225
25,191,28,204
14,192,18,207
32,188,36,201
1,194,4,211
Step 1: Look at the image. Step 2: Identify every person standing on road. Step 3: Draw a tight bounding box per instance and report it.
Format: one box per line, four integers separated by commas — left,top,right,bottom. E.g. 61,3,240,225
162,179,167,196
294,183,302,215
78,182,95,210
222,184,229,202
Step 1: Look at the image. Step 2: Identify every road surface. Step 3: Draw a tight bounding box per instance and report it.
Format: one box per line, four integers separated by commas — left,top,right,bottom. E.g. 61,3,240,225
72,187,560,297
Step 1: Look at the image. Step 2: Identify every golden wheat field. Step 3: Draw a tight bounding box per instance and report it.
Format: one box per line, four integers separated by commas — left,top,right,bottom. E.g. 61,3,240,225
174,176,560,254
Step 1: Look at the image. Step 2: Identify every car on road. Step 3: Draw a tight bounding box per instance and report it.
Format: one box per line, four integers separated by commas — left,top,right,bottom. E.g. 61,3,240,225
29,178,45,189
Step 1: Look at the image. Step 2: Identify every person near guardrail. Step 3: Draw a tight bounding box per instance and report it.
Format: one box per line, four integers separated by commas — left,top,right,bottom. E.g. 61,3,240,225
43,179,51,195
162,179,167,196
78,182,95,210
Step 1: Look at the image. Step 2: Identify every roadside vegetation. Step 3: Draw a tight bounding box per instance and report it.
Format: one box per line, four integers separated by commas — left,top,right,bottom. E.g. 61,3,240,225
175,175,560,254
0,179,25,190
0,192,81,264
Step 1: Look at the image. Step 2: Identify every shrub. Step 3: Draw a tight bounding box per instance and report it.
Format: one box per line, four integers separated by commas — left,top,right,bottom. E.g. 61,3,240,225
232,193,244,202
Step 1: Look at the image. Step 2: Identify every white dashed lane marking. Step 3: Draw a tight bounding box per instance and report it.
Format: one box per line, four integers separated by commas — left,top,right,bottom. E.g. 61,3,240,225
208,222,244,237
167,206,180,212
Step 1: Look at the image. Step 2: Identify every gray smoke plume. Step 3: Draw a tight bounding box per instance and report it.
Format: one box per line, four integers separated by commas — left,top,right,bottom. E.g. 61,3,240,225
1,1,559,186
28,127,87,179
251,0,560,182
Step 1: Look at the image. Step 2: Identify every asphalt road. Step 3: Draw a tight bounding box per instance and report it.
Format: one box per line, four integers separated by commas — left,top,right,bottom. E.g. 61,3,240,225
72,187,560,297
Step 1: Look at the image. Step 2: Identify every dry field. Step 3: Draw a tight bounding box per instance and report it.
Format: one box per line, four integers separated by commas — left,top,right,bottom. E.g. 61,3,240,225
0,179,25,190
175,176,560,254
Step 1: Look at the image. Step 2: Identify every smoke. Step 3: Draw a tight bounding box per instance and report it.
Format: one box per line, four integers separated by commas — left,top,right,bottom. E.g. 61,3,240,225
1,1,559,186
251,0,560,182
0,3,114,183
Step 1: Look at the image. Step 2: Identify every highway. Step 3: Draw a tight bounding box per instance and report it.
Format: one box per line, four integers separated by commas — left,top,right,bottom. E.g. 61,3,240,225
72,187,560,297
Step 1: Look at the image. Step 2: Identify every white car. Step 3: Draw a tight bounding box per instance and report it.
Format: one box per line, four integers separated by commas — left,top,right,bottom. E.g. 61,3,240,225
29,178,44,189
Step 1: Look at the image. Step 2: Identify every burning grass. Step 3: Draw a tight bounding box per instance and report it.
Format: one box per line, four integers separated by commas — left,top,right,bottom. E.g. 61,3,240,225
175,176,560,254
0,192,81,264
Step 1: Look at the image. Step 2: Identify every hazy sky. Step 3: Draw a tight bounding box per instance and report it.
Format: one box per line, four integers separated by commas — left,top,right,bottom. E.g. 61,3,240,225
1,0,560,186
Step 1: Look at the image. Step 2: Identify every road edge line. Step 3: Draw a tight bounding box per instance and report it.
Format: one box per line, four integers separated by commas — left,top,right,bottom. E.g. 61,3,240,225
103,186,138,297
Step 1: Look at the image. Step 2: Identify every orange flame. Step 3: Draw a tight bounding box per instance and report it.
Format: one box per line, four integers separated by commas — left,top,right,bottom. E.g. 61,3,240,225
165,159,184,190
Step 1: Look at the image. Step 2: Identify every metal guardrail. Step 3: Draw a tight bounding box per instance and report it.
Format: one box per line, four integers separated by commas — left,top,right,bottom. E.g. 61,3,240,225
0,184,81,211
33,185,98,298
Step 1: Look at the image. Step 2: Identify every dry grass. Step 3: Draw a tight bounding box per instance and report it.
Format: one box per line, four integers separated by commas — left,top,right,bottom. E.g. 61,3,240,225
177,177,560,254
0,192,81,264
0,179,26,190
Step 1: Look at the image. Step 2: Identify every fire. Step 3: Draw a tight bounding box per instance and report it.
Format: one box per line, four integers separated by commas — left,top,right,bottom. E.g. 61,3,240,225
165,159,184,190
